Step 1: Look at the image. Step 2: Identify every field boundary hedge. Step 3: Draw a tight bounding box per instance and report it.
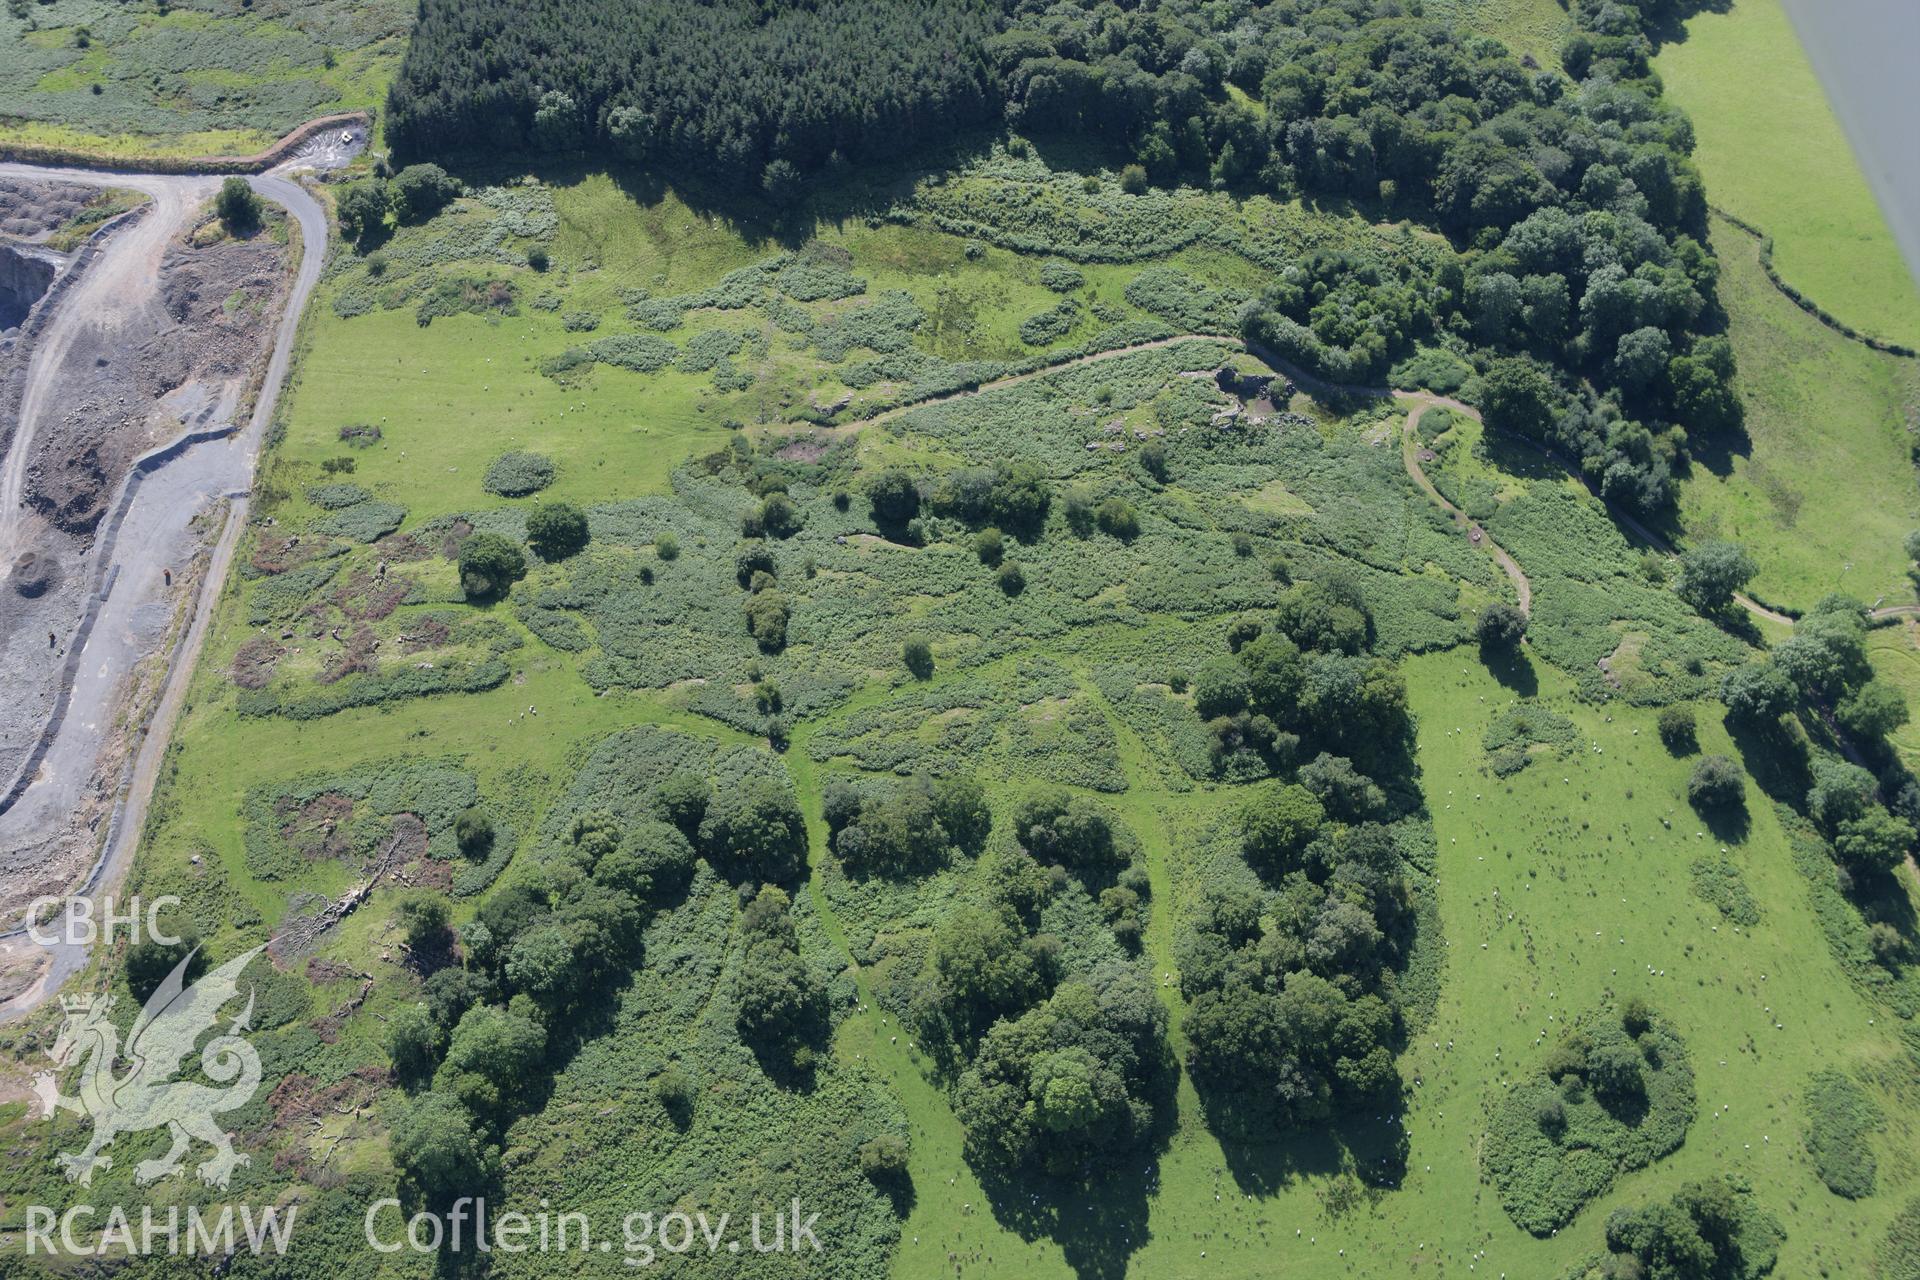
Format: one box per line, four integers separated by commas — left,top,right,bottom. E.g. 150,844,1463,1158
1713,207,1919,359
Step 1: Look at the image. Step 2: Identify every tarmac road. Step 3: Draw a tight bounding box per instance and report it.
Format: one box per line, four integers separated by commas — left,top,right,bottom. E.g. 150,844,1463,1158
0,155,339,1020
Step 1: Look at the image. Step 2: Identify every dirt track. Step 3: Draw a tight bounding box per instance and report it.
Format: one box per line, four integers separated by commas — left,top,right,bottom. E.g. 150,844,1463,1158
1395,395,1533,616
0,174,205,549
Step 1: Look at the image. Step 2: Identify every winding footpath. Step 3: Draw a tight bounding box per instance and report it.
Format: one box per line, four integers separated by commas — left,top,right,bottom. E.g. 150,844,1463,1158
0,152,341,1020
1394,392,1533,615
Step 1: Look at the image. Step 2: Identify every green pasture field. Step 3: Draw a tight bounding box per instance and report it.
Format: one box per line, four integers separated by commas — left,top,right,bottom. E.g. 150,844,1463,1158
1005,651,1913,1280
1652,0,1920,629
843,652,1920,1280
1656,0,1920,351
0,0,411,158
1671,218,1920,613
282,173,1211,514
274,303,728,508
1870,623,1920,775
1383,654,1919,1280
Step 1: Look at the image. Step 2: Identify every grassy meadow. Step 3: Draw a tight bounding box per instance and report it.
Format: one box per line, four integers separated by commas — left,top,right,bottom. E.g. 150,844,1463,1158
0,0,411,158
1871,621,1920,776
843,652,1920,1280
1642,0,1920,615
1672,218,1919,613
1424,0,1572,64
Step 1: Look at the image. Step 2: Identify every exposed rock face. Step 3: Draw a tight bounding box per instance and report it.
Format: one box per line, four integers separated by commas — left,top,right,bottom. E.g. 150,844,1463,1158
0,244,55,334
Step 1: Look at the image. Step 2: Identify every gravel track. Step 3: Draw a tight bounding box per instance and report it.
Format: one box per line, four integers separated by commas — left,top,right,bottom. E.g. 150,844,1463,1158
0,156,336,1020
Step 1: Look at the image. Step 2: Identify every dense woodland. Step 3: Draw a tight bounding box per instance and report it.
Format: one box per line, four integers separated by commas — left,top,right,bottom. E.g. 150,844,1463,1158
386,0,1004,190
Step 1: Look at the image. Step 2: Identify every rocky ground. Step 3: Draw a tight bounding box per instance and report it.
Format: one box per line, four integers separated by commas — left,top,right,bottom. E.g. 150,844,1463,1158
0,180,89,340
21,225,287,534
0,177,98,242
0,508,211,927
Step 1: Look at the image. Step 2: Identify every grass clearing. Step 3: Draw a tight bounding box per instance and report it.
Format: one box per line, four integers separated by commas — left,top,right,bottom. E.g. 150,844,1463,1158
279,304,730,507
1388,652,1918,1280
1423,0,1572,64
1869,621,1920,774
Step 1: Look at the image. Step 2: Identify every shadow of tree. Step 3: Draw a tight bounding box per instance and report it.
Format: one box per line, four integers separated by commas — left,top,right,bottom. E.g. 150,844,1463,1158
871,1164,917,1219
1724,714,1812,806
435,125,1004,263
975,1159,1156,1280
1193,1079,1412,1197
1483,644,1540,697
1698,797,1751,844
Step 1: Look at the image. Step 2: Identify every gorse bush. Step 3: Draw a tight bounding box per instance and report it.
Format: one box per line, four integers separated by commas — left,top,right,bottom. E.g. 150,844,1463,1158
1881,1197,1920,1280
482,451,555,497
1038,260,1083,292
1125,267,1248,333
1017,297,1082,346
1658,704,1697,753
1687,755,1745,814
1803,1069,1881,1199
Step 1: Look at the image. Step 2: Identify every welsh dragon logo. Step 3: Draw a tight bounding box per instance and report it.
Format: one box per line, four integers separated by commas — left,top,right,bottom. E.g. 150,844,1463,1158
32,946,266,1190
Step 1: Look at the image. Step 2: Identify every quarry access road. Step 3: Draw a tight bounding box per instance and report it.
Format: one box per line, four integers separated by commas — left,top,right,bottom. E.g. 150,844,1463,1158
0,155,336,1022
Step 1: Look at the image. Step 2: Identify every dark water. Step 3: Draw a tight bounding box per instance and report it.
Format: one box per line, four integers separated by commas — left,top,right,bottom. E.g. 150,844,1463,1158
1778,0,1920,286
